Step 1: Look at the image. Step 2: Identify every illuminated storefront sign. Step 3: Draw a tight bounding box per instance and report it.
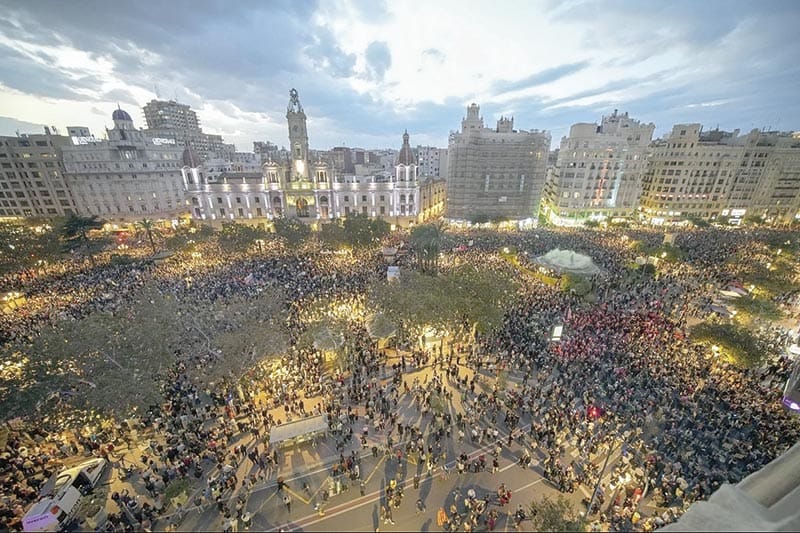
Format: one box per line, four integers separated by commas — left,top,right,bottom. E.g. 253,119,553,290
71,136,101,145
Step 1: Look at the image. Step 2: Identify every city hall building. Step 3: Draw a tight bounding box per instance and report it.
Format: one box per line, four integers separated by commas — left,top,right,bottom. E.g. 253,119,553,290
184,89,444,228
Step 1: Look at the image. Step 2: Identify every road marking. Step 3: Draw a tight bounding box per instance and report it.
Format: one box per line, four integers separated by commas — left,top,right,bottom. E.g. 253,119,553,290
282,466,549,531
364,454,386,484
309,475,329,502
285,486,310,506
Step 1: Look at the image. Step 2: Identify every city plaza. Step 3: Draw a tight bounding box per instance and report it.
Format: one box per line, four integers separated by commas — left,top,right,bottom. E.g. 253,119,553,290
1,219,799,532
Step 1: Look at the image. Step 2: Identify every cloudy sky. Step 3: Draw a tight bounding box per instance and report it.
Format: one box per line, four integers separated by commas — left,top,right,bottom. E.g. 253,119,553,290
1,0,798,151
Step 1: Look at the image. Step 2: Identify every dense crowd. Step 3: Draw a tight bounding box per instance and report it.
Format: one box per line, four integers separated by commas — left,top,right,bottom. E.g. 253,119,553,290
1,224,799,532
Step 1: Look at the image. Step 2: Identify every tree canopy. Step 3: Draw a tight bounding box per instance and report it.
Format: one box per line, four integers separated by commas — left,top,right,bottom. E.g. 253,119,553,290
409,222,445,274
218,222,270,254
690,321,766,368
342,213,390,247
60,214,108,263
0,284,290,422
527,495,586,532
273,217,311,246
0,220,65,274
369,263,517,337
0,284,181,421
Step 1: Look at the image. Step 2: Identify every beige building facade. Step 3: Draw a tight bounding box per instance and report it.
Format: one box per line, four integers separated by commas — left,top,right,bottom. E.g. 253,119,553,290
640,124,744,224
62,109,187,222
0,130,76,218
544,110,654,226
640,125,800,225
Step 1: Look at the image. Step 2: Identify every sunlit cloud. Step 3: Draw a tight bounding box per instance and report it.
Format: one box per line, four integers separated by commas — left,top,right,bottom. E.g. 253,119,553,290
0,0,797,149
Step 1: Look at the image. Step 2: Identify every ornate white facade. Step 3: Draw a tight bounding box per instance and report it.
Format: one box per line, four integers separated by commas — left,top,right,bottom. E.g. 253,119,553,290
183,90,441,228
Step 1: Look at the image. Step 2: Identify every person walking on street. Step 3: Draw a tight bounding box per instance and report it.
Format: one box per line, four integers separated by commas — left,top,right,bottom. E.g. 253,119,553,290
283,493,291,513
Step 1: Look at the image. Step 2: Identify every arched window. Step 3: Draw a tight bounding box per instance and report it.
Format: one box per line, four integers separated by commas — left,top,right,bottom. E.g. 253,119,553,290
295,198,309,218
319,196,329,218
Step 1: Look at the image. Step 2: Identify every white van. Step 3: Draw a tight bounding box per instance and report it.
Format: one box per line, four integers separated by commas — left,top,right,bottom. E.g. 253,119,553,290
22,458,108,532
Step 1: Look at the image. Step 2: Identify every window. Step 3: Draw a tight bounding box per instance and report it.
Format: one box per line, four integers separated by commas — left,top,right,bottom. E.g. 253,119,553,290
361,195,367,202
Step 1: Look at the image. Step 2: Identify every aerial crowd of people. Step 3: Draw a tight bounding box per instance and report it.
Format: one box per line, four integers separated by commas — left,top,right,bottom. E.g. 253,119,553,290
1,222,799,532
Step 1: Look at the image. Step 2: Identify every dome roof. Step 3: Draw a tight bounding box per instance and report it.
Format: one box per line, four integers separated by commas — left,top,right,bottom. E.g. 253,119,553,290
182,147,201,168
396,130,416,166
112,108,132,122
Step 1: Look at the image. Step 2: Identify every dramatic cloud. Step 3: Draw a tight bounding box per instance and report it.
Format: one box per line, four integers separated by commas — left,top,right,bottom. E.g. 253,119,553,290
0,0,798,150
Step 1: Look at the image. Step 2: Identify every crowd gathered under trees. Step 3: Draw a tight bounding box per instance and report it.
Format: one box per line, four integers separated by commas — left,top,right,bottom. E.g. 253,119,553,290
0,212,799,531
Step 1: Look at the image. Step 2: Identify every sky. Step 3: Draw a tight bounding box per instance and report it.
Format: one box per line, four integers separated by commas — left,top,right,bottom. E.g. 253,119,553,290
0,0,798,151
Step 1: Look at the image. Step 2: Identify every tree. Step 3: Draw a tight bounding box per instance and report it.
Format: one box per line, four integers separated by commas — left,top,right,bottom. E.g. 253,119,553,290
62,214,104,242
0,284,182,420
743,214,765,226
731,294,784,325
218,222,269,254
319,220,348,248
342,213,390,248
273,217,311,246
468,213,490,225
369,264,517,343
690,322,766,368
562,272,592,296
188,290,290,385
640,263,657,276
61,214,106,264
366,312,397,348
409,222,445,274
528,495,586,532
297,319,349,373
0,221,65,274
137,218,159,254
164,228,196,253
687,216,710,228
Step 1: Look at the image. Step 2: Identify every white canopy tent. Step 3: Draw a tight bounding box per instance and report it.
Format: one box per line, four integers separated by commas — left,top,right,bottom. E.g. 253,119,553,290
268,415,328,447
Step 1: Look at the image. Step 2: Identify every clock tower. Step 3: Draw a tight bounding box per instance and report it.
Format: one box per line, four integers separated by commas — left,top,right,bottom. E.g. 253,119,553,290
286,88,310,180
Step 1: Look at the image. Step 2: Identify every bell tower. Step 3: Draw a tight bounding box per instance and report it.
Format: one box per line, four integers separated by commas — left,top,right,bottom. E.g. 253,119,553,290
286,88,309,180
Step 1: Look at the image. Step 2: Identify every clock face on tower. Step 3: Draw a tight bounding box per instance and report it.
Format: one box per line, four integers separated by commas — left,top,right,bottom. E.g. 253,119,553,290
292,125,299,133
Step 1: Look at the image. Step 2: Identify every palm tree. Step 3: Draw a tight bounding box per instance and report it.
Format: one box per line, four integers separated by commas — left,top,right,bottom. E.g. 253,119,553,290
62,214,103,242
137,218,158,254
409,222,444,274
61,214,105,264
